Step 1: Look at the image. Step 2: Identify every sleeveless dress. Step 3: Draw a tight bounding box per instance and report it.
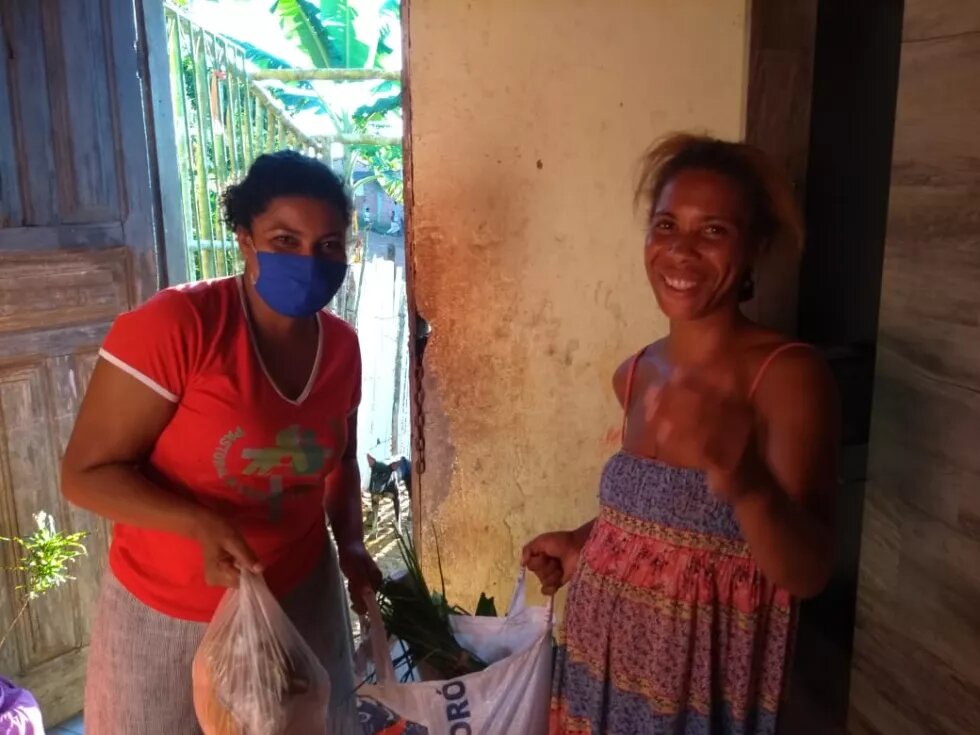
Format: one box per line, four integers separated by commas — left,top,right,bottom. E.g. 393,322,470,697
551,345,805,735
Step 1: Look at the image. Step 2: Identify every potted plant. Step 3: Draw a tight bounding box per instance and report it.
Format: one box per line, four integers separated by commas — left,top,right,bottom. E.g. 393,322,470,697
1,511,88,734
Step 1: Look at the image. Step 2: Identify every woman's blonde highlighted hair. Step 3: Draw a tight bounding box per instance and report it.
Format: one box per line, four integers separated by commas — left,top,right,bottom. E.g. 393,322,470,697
634,133,804,258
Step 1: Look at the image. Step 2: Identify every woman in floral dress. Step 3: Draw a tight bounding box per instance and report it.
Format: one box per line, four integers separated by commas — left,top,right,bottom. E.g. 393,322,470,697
524,134,839,734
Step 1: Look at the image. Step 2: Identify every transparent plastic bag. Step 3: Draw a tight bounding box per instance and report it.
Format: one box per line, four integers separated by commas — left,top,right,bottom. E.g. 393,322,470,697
192,571,331,735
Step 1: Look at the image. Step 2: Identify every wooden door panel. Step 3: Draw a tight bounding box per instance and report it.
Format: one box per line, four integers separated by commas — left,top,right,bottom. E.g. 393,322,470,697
0,249,133,333
3,0,58,227
0,1,20,230
0,0,167,723
39,0,122,225
0,361,78,665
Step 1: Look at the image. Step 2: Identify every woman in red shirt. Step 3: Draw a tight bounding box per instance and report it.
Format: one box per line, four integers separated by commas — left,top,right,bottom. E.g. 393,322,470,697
61,151,380,734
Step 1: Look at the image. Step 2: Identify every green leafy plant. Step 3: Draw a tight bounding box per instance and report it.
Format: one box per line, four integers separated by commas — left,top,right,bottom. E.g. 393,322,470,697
0,511,88,652
376,531,490,681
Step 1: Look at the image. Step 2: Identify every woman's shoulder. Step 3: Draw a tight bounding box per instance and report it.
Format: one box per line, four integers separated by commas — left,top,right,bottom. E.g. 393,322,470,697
168,276,239,310
612,339,667,407
134,276,238,323
739,328,834,406
319,309,360,354
741,328,819,370
319,308,356,336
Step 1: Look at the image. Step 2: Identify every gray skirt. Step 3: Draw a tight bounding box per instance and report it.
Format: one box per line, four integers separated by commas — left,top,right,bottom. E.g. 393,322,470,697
84,543,359,735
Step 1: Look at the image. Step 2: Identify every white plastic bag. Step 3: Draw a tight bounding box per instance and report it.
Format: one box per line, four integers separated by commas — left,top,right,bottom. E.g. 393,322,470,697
358,569,553,735
192,571,332,735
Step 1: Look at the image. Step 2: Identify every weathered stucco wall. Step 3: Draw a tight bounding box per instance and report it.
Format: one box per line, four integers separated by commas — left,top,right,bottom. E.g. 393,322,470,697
407,0,750,606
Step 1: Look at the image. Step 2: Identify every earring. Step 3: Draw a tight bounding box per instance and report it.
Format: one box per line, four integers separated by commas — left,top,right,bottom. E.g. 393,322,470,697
246,238,259,286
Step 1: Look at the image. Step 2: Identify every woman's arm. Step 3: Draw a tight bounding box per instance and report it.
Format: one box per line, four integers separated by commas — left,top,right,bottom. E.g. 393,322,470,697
721,351,839,598
61,359,260,586
522,518,596,595
323,412,369,551
570,518,596,548
324,410,381,611
649,349,839,598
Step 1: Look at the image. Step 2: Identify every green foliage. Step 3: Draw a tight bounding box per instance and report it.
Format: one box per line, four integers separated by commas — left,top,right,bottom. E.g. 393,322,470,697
353,90,401,121
237,41,326,113
360,144,403,202
1,511,89,652
1,511,88,601
272,0,334,68
321,0,372,69
265,0,404,202
270,0,399,71
321,0,396,70
239,40,300,72
376,531,489,681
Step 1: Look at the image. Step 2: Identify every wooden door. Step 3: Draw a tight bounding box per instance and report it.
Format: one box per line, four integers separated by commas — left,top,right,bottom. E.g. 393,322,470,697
0,0,169,723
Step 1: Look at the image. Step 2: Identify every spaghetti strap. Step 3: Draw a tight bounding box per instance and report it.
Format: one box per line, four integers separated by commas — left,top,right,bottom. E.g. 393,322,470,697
748,342,811,399
621,347,648,443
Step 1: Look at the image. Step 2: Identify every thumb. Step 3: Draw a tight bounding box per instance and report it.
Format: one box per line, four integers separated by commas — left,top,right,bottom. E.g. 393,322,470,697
521,543,534,565
224,532,262,573
522,538,547,565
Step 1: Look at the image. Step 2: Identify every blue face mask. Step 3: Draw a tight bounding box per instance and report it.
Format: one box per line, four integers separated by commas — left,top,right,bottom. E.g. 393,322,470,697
253,251,348,318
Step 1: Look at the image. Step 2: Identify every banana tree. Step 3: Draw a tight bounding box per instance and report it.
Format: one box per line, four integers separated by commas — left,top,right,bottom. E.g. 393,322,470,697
269,0,403,202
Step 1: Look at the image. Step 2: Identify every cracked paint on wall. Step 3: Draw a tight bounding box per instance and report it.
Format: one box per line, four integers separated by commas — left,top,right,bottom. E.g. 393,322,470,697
407,0,751,607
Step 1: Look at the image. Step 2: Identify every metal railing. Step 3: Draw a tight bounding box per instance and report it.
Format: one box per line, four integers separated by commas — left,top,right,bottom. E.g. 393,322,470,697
164,3,327,282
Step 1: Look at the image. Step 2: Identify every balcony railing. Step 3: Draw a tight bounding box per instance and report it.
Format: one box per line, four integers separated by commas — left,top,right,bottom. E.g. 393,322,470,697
164,3,327,282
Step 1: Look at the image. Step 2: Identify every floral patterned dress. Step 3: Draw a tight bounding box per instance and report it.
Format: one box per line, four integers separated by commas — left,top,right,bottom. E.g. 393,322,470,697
551,347,801,734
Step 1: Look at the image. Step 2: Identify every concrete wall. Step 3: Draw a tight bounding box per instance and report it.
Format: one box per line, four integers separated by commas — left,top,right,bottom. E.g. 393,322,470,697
848,2,980,733
407,0,751,606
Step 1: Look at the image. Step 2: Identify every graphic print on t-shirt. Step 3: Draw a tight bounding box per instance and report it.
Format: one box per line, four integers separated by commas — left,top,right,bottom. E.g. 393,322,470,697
212,418,343,522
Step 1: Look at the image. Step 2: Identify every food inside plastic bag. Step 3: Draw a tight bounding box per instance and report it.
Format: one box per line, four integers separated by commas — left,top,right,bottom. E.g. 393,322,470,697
192,571,331,735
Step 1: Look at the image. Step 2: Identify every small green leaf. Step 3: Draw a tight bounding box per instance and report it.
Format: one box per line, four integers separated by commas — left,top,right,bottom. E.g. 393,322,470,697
1,511,89,603
273,0,334,68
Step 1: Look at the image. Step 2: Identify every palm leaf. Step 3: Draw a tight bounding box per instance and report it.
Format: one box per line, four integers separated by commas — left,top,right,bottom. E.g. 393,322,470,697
239,40,295,71
272,0,399,70
319,0,372,68
353,92,401,121
235,40,328,115
273,0,335,68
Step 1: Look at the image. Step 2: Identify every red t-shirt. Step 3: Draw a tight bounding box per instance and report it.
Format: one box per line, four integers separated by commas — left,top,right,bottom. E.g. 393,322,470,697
99,276,361,621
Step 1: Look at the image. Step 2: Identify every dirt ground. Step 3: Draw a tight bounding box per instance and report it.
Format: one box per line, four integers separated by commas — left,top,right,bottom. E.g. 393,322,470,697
362,486,411,580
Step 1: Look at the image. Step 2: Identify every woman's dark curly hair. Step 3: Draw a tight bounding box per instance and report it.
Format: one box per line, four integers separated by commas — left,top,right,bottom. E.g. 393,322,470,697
634,133,803,259
221,150,352,231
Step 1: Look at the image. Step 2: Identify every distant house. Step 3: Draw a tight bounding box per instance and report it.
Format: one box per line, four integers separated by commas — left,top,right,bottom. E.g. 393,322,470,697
352,167,400,231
